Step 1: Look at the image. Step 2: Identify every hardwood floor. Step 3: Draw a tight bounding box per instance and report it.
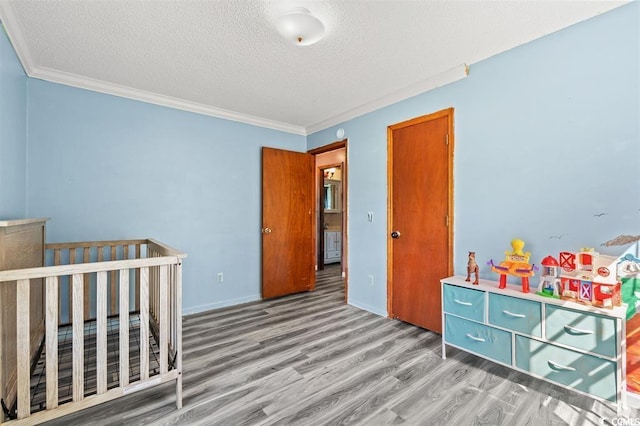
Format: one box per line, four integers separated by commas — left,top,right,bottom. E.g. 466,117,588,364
44,264,637,425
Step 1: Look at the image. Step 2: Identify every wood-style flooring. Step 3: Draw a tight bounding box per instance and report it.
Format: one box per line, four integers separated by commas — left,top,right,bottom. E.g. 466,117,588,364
44,265,639,425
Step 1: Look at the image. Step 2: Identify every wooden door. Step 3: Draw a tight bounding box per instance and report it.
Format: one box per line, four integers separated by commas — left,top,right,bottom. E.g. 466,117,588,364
388,109,453,333
262,147,315,299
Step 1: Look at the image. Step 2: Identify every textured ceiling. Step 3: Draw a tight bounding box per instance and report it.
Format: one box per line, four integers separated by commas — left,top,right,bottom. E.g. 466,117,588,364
0,0,628,135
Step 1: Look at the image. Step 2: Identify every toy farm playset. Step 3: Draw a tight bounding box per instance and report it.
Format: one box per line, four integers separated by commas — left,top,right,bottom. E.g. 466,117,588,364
546,248,622,308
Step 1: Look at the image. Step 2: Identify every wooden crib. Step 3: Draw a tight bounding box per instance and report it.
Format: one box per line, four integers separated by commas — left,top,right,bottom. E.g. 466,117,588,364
0,219,186,425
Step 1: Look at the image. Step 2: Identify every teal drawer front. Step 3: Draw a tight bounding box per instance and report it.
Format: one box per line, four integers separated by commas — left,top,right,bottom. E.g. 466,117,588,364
445,314,511,365
545,305,617,358
515,336,616,402
443,284,485,322
489,293,542,337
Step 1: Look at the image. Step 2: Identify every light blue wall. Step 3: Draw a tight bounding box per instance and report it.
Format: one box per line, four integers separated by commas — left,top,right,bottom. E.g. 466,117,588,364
0,24,27,218
308,2,640,316
26,80,306,314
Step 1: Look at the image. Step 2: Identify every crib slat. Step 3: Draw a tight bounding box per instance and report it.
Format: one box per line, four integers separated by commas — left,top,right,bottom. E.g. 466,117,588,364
135,244,141,311
54,249,62,325
153,261,157,322
110,246,117,315
155,259,160,322
119,269,130,387
140,267,150,380
123,245,130,312
148,251,153,322
72,273,84,402
123,245,129,311
16,279,30,419
96,271,107,394
170,265,175,351
69,249,75,324
46,276,59,409
160,265,168,374
83,247,90,319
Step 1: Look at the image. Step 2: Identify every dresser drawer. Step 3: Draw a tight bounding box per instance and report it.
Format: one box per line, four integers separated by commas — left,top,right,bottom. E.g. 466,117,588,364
445,314,511,365
443,284,485,322
326,250,341,260
545,305,617,358
515,335,616,402
489,293,542,337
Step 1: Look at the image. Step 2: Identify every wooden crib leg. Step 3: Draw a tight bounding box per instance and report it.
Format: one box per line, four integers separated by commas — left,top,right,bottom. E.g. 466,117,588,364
176,373,183,409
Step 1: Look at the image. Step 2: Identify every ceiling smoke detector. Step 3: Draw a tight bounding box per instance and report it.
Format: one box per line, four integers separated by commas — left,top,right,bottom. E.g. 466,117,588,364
275,7,325,46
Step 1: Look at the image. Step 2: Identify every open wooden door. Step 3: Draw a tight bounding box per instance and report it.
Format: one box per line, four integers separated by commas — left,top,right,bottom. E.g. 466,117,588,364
262,147,315,299
388,109,454,333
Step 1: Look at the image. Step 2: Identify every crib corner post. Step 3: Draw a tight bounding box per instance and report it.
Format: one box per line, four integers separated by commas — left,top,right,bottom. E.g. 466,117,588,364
175,259,183,410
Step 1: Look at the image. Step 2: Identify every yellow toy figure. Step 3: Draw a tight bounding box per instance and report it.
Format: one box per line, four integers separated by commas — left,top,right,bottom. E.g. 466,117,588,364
488,239,537,292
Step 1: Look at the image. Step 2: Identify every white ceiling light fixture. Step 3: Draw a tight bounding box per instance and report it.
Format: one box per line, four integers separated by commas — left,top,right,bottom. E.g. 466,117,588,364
275,7,325,46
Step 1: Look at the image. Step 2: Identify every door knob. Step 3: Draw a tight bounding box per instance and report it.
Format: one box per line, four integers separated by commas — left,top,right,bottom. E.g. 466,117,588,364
262,227,272,234
391,231,401,239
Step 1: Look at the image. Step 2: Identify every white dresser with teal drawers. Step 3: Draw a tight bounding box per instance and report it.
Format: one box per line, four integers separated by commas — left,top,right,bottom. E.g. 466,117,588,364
441,276,626,413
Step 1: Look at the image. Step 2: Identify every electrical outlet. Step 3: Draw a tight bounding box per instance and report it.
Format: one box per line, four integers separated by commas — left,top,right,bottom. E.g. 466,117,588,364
368,275,374,286
217,272,224,283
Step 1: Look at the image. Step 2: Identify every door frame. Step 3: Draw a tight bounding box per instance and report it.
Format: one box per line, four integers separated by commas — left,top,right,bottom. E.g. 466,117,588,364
309,139,348,303
386,108,454,318
317,162,344,271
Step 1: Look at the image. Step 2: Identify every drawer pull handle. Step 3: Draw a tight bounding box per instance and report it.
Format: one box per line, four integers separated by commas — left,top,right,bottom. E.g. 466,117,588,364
454,299,472,306
502,310,526,318
466,333,485,342
548,360,576,372
564,325,594,335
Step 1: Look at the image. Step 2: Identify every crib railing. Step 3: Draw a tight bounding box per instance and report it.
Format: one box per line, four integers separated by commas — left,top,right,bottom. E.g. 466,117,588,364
0,239,185,424
45,239,148,324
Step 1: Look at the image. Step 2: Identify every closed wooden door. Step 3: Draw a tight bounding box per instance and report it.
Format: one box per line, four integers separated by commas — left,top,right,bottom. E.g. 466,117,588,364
262,147,315,299
388,109,453,333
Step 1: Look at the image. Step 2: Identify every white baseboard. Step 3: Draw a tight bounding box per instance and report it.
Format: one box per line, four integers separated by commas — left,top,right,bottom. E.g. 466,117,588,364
182,295,261,316
348,299,387,317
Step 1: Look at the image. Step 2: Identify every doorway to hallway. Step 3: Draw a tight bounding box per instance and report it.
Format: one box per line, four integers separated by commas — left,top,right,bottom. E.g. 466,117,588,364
309,140,348,303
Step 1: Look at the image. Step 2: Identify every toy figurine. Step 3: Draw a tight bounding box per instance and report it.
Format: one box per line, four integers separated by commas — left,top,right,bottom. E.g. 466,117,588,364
488,239,537,292
465,251,479,285
537,256,561,298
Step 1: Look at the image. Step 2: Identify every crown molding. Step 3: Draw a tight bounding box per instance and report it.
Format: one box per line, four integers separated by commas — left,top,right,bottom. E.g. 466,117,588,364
3,0,467,138
0,1,36,75
30,66,307,135
0,2,306,136
305,64,469,135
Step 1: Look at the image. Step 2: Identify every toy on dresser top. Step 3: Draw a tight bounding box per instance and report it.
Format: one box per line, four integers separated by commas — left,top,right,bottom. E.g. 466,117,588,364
479,238,630,309
487,239,538,293
545,248,622,308
537,256,562,298
465,251,479,285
